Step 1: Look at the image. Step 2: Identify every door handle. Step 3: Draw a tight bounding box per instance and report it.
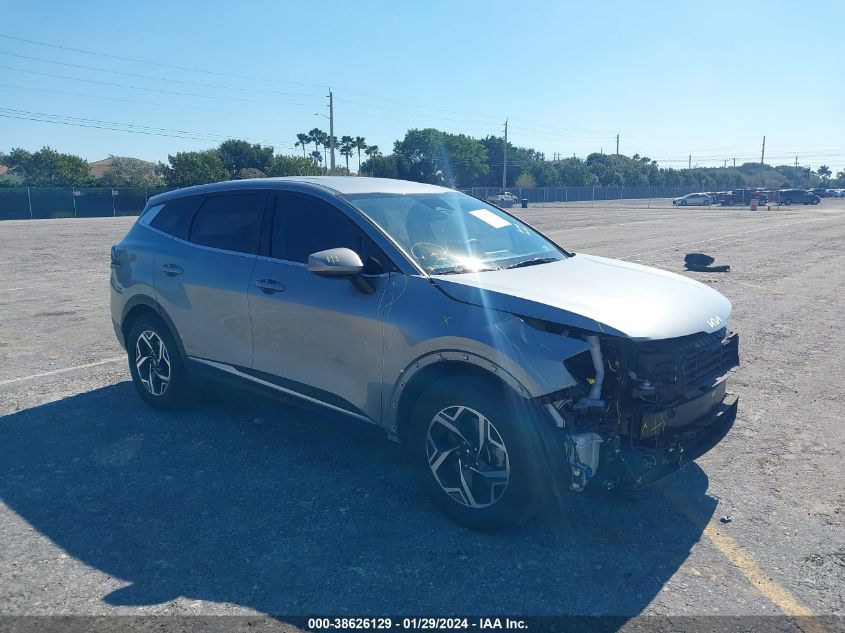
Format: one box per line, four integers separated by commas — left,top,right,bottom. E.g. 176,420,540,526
255,278,285,293
160,263,183,277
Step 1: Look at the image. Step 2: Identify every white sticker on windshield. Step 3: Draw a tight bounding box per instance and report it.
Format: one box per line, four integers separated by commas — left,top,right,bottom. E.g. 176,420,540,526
469,208,511,229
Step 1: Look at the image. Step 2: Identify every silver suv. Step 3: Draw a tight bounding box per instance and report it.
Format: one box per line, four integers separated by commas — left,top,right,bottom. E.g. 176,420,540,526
110,177,739,530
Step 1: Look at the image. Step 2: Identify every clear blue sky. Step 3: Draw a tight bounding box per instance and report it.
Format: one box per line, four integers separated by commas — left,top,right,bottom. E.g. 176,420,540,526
1,0,843,171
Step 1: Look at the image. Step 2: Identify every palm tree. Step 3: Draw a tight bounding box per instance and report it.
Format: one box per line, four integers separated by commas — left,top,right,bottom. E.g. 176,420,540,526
339,136,354,174
315,131,331,172
837,169,845,180
295,133,311,159
364,145,381,176
310,150,323,167
817,165,832,180
308,128,324,163
354,136,367,172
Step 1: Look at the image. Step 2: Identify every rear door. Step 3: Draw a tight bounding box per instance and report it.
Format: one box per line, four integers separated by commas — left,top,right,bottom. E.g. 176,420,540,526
247,191,391,422
155,191,267,368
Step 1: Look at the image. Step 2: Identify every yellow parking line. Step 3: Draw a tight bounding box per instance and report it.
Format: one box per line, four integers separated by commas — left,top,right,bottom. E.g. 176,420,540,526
662,488,816,619
701,522,813,617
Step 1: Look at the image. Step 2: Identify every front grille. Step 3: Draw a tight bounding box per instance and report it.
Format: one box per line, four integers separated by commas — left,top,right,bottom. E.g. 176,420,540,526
634,328,739,402
680,330,739,397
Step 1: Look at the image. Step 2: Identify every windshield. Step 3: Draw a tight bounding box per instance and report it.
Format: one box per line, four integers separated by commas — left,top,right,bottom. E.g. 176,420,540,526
346,192,566,274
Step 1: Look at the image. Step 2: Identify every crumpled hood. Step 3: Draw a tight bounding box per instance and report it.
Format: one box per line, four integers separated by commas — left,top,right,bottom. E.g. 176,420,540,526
431,254,732,341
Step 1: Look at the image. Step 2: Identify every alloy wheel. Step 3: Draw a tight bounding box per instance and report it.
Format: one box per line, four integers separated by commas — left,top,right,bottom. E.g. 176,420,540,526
135,330,171,396
425,405,510,509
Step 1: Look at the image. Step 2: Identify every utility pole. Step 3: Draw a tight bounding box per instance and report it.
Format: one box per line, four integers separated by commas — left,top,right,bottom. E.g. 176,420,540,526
502,119,508,189
733,158,736,167
328,89,335,171
760,135,765,165
688,155,692,170
615,133,619,155
795,156,798,167
723,159,727,168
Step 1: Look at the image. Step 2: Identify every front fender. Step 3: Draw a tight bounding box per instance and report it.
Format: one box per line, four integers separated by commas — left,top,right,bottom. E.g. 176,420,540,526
382,313,592,437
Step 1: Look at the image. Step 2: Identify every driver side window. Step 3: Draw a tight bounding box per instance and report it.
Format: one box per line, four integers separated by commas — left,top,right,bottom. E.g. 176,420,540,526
271,193,389,274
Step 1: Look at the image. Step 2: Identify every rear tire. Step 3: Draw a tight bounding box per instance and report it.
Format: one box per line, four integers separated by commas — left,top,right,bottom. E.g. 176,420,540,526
407,375,553,531
127,314,189,410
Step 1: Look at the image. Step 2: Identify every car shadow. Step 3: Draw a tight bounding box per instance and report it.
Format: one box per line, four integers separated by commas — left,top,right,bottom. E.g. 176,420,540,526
0,382,717,617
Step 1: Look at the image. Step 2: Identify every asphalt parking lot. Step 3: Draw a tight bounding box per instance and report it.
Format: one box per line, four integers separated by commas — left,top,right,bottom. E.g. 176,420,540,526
0,199,843,620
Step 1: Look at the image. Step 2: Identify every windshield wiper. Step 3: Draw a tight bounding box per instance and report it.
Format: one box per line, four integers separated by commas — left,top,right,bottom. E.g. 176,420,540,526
434,266,500,275
504,257,559,269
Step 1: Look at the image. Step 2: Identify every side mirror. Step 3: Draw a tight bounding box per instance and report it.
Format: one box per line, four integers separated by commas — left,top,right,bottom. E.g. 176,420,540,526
307,247,364,278
307,247,375,294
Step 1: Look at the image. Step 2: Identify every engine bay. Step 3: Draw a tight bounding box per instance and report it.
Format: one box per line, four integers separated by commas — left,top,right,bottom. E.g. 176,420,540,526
531,321,740,490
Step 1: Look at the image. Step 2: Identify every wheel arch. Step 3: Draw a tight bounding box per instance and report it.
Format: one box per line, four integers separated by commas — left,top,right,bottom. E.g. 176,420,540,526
121,296,186,360
390,353,532,444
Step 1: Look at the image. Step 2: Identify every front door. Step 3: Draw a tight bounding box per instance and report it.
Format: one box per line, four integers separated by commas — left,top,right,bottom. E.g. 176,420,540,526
248,192,391,422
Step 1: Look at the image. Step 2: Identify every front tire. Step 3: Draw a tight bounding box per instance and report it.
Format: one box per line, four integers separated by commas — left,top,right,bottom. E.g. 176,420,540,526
407,375,553,531
127,314,188,410
680,200,688,206
784,198,793,205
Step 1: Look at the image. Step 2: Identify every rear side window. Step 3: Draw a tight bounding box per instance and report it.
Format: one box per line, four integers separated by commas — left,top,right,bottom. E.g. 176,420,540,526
149,195,203,240
272,193,387,273
189,193,265,255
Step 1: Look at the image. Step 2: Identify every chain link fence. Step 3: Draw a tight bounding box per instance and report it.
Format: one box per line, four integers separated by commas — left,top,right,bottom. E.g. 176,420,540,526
0,187,170,221
464,185,703,205
0,184,714,221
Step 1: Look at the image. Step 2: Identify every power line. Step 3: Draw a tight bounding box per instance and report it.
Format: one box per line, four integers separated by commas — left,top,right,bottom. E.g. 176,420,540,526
0,107,300,149
0,82,240,115
0,51,608,138
0,32,324,88
0,31,617,137
339,106,499,137
3,33,841,169
0,65,322,108
0,50,321,97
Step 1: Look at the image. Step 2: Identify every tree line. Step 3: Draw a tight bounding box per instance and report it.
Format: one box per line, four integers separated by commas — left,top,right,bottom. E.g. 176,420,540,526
0,141,324,189
2,132,843,191
362,128,845,191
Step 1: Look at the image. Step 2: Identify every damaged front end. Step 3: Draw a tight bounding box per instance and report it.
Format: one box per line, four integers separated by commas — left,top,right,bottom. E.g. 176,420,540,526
530,319,740,491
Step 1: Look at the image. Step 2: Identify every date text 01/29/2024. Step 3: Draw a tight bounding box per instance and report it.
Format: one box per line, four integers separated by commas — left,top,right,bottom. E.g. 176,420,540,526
306,617,528,630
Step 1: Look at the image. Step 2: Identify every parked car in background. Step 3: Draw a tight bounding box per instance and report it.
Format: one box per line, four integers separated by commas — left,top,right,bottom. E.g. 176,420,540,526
673,192,712,206
778,189,821,205
109,176,739,531
719,189,769,206
493,191,519,205
808,188,829,197
825,189,844,197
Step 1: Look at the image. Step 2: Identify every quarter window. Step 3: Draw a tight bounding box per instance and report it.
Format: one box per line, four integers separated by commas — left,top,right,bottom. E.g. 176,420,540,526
149,195,203,240
189,193,265,255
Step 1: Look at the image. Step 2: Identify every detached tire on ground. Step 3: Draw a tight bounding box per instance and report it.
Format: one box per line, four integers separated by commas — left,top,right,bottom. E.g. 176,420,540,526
127,313,189,410
407,375,554,531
